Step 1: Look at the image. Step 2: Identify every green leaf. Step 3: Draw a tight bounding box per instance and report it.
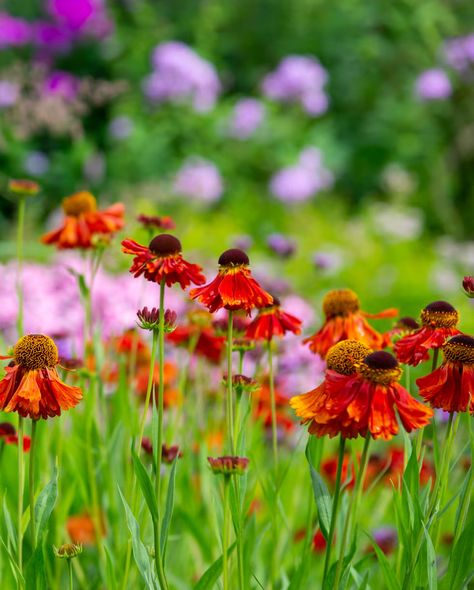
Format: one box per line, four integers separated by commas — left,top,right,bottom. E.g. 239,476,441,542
3,495,17,552
118,487,155,590
0,537,25,586
161,458,177,560
25,543,47,590
105,544,117,590
305,443,332,539
34,464,58,544
447,514,474,590
366,533,401,590
131,448,159,522
193,543,236,590
423,525,437,590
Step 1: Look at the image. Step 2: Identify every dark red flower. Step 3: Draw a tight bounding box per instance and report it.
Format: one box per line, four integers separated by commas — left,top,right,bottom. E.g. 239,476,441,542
190,249,273,314
245,296,302,341
394,301,461,367
137,214,175,231
122,234,206,289
416,334,474,413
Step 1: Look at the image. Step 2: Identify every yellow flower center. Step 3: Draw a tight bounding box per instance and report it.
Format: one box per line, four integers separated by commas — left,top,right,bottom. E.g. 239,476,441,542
322,289,360,318
358,351,401,385
443,335,474,365
420,301,459,329
62,191,97,217
326,339,372,375
13,334,59,370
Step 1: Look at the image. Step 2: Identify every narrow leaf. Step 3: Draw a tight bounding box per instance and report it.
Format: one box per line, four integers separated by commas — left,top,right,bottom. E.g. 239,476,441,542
131,448,159,522
193,543,236,590
161,458,178,559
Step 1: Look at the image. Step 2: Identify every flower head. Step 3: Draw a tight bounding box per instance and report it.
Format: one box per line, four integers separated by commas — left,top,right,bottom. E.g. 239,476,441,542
0,334,82,420
190,249,273,315
0,422,31,451
415,69,452,101
208,455,249,476
463,276,474,298
304,289,397,358
136,307,177,332
8,178,40,197
121,234,206,289
320,351,433,440
417,334,474,413
42,191,124,249
394,301,461,366
137,214,175,232
245,296,302,342
53,543,83,559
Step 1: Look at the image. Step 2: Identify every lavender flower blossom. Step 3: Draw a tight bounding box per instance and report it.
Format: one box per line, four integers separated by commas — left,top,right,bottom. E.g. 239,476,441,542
108,115,133,140
24,151,50,176
444,35,474,72
262,55,329,116
143,41,221,112
172,158,223,203
415,69,452,101
266,233,296,258
269,147,333,203
0,80,19,108
0,13,32,48
228,98,265,139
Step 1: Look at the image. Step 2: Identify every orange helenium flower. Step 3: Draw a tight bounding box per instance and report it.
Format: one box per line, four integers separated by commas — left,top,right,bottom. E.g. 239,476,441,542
190,249,273,314
0,335,82,420
291,339,372,438
42,191,124,249
245,296,302,341
416,334,474,414
322,351,433,440
303,289,397,358
395,301,461,367
121,234,206,289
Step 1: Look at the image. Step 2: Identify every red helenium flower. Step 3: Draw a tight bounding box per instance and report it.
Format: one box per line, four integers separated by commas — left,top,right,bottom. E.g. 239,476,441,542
321,351,433,440
303,289,397,359
394,301,461,367
121,234,206,289
42,191,124,249
0,335,83,420
245,296,302,341
416,334,474,414
190,249,273,315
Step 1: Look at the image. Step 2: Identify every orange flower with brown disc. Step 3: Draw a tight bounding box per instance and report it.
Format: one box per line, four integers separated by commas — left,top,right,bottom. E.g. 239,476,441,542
0,335,82,420
42,191,124,249
290,339,372,438
322,351,433,440
190,249,273,314
121,234,205,289
303,289,397,358
416,334,474,413
394,301,461,367
245,296,302,341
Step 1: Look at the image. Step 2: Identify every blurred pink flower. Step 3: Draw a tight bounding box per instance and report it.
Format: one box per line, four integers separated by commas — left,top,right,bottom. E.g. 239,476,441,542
229,98,265,139
0,13,32,48
415,69,452,101
173,158,223,203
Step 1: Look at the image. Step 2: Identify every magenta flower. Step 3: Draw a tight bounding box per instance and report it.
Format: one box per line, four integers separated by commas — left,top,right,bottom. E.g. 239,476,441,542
415,69,452,101
0,13,32,48
43,71,79,101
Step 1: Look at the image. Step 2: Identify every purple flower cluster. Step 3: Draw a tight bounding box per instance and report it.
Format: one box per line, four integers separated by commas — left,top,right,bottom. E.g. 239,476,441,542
266,233,296,258
43,71,79,101
0,0,112,54
143,41,221,112
172,158,223,203
415,69,452,101
444,34,474,72
228,98,266,139
262,55,329,116
269,147,333,203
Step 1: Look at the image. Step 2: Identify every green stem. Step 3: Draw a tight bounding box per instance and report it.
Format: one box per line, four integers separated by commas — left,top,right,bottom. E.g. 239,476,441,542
154,279,168,590
267,342,278,473
415,350,439,459
16,196,26,337
333,434,371,590
137,330,158,452
226,312,235,454
68,559,73,590
17,416,24,587
222,476,231,590
238,350,244,375
29,420,37,549
323,436,346,587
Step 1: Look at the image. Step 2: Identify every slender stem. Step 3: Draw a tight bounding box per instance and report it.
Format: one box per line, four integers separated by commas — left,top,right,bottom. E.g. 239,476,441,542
222,476,231,590
226,312,235,454
267,342,278,472
333,434,371,590
16,196,26,337
323,436,346,586
137,330,158,452
238,350,244,375
29,420,37,548
154,279,168,590
17,416,24,586
68,559,74,590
